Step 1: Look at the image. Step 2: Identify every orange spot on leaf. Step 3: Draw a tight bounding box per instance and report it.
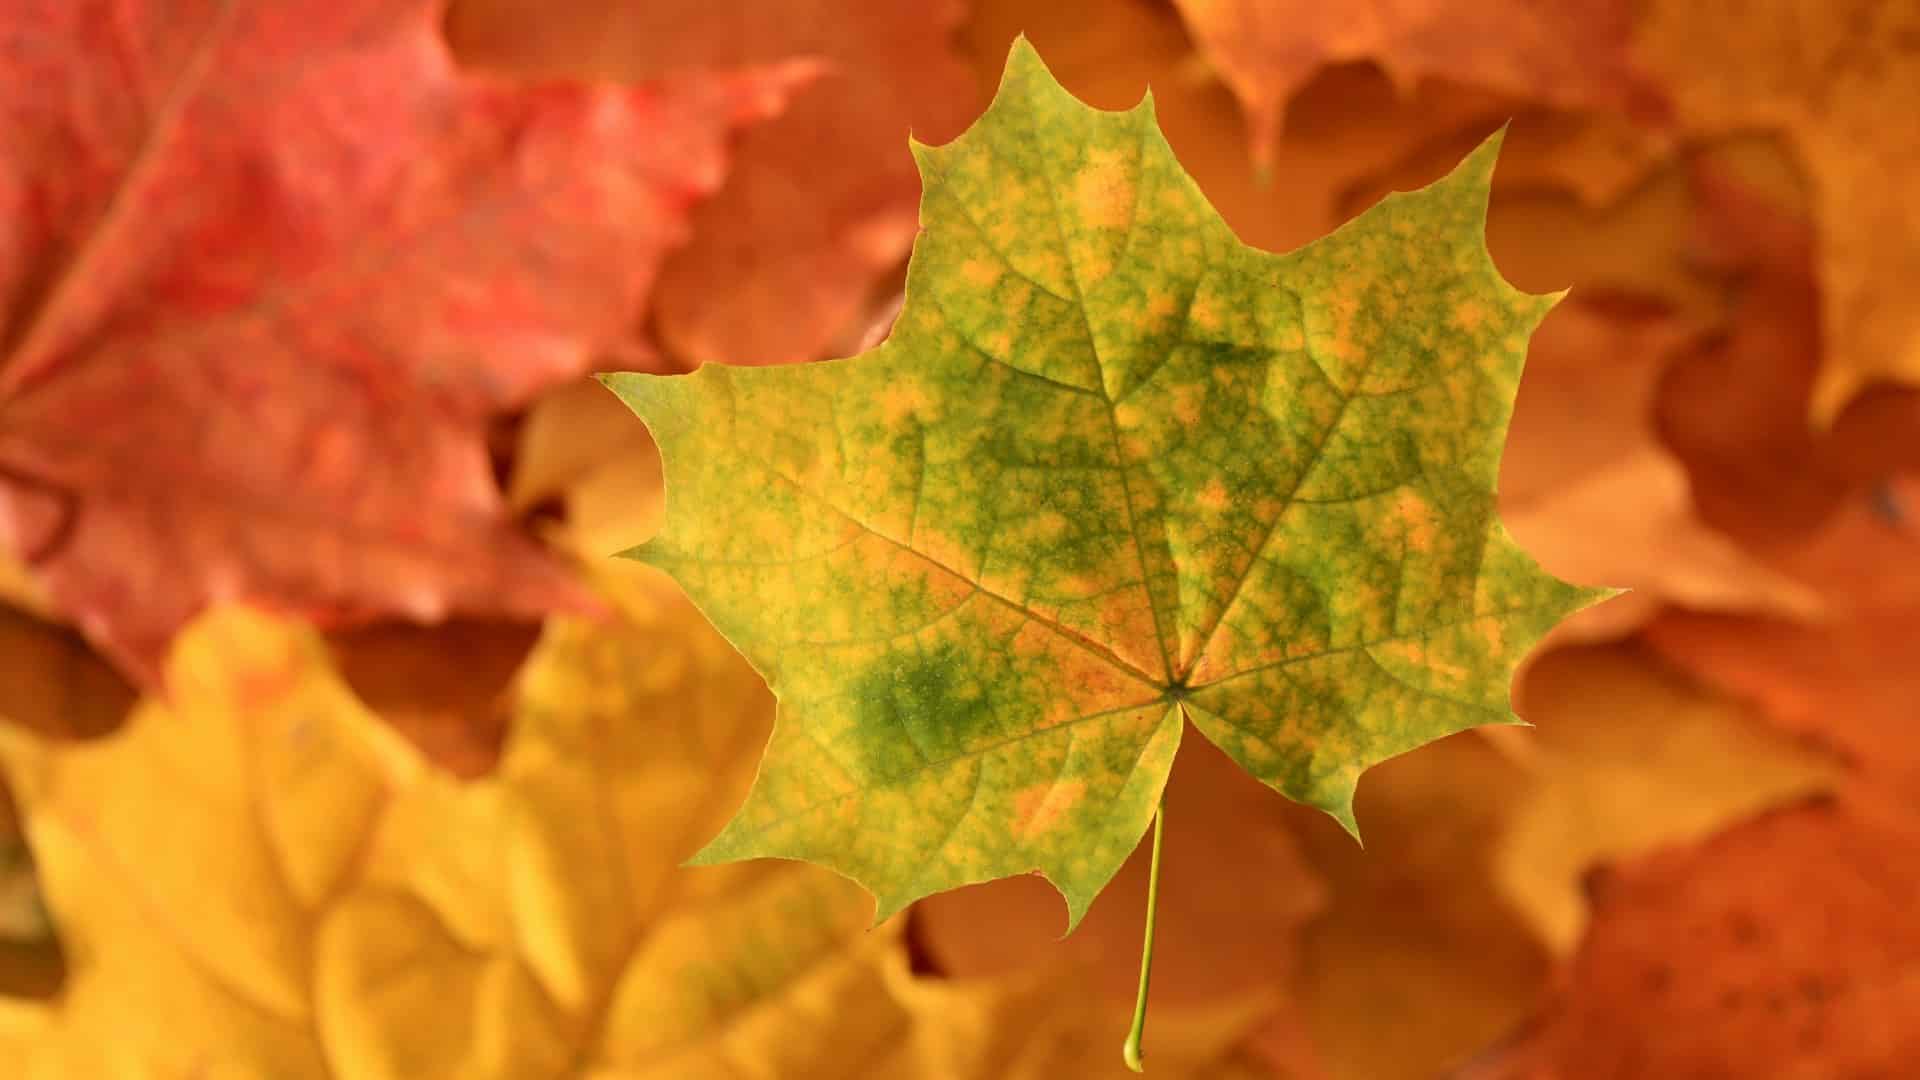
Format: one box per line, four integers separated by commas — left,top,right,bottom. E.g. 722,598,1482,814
1013,778,1088,839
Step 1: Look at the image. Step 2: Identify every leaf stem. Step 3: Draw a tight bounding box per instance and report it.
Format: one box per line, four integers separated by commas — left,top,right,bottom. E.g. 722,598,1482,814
1123,795,1166,1072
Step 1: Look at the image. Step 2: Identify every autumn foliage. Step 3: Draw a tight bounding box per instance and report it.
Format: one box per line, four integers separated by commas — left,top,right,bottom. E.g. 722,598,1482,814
0,1,1916,1078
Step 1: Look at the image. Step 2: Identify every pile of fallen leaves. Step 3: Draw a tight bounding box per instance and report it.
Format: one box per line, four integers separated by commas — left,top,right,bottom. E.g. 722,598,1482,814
0,0,1915,1076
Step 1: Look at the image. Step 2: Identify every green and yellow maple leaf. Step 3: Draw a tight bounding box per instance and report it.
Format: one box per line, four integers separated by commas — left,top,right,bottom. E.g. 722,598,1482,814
603,39,1606,928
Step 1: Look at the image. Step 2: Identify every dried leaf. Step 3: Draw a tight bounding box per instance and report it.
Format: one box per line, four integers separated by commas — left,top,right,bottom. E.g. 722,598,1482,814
1265,636,1834,1077
1637,0,1920,418
1481,465,1920,1076
1496,641,1839,954
0,604,132,741
1654,167,1920,555
1465,799,1920,1079
1647,608,1920,797
885,951,1276,1079
0,581,788,1075
323,619,539,778
1169,0,1667,173
0,0,809,682
1281,732,1545,1080
1500,294,1821,619
447,0,980,367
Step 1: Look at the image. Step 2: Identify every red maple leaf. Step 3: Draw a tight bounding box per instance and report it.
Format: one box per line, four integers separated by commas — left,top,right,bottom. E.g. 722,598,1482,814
0,0,811,683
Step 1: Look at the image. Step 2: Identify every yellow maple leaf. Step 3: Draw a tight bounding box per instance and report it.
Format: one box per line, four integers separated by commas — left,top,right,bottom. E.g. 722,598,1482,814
1494,642,1841,955
0,570,1263,1078
0,575,834,1076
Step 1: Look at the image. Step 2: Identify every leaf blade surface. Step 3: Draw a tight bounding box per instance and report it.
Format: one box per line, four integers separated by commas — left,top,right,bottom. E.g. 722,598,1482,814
0,0,806,681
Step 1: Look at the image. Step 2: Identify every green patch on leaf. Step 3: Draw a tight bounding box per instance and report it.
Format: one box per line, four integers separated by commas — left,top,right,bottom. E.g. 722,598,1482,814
602,38,1607,929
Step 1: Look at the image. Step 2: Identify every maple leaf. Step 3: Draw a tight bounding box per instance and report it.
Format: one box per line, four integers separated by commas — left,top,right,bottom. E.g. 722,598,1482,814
0,582,785,1076
324,617,539,777
0,575,1265,1077
448,0,981,368
1217,634,1833,1078
603,40,1606,927
1463,799,1920,1080
1167,0,1669,174
0,0,810,684
1500,293,1821,621
1494,641,1837,955
1648,610,1920,809
1474,426,1920,1077
1652,166,1920,553
507,372,678,540
0,602,131,741
1636,0,1920,419
1270,724,1544,1079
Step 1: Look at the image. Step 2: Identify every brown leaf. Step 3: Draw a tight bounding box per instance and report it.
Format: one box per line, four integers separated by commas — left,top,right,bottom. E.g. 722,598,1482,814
0,605,131,742
1498,641,1839,955
1501,293,1820,619
1169,0,1669,173
1484,447,1920,1079
1647,609,1920,798
446,0,981,367
1463,798,1920,1080
1270,634,1833,1078
1636,0,1920,418
887,951,1279,1079
1656,167,1920,555
0,0,809,683
1756,475,1920,616
1282,733,1546,1080
325,619,540,779
0,779,61,1002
